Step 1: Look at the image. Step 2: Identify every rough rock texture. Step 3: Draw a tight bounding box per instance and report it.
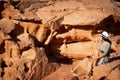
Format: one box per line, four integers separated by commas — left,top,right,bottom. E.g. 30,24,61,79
0,0,120,80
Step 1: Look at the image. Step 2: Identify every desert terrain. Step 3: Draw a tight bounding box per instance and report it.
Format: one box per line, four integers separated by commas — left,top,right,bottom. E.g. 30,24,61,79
0,0,120,80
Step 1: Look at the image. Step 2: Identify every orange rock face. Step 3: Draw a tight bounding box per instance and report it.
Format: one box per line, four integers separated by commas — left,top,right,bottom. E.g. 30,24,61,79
0,0,120,80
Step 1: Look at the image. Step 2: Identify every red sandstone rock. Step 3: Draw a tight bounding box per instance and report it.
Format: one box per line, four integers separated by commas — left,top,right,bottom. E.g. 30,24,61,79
0,0,120,80
0,18,15,34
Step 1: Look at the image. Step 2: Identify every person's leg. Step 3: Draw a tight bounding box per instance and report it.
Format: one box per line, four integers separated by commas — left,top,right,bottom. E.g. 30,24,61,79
102,56,109,64
97,56,110,66
97,58,104,66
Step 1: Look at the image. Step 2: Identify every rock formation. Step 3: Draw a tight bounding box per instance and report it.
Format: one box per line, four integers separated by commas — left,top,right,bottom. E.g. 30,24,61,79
0,0,120,80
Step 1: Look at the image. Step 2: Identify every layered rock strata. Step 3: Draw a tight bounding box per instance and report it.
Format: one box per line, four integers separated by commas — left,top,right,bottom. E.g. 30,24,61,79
0,0,120,80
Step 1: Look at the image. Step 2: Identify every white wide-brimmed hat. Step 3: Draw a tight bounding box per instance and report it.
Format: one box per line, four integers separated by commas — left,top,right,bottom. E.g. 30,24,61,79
101,31,109,39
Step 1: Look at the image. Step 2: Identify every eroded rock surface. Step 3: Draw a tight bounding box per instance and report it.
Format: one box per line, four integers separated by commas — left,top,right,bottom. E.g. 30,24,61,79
0,0,120,80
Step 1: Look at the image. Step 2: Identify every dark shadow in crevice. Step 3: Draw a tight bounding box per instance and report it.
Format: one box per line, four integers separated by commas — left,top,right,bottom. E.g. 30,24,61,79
111,22,120,36
65,25,95,30
16,77,20,80
0,42,5,54
45,45,73,65
10,24,24,42
1,71,5,77
0,1,5,19
1,60,7,70
114,0,120,2
10,0,20,7
49,57,73,65
56,25,67,34
96,15,115,31
16,19,42,24
19,46,31,55
30,35,44,47
110,49,116,53
116,38,120,44
71,76,79,80
99,76,106,80
96,15,120,36
14,0,31,13
24,63,29,72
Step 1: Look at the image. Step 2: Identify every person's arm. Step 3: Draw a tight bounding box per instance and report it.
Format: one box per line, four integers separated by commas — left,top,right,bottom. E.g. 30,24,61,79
99,42,111,58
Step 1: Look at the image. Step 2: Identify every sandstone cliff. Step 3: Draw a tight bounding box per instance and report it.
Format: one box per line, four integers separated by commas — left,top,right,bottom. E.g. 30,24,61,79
0,0,120,80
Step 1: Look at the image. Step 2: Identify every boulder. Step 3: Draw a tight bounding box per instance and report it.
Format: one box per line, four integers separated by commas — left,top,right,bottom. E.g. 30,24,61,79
73,58,92,76
0,18,15,34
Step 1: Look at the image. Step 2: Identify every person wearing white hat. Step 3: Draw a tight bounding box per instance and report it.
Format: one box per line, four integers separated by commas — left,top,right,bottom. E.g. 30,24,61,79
96,31,112,66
